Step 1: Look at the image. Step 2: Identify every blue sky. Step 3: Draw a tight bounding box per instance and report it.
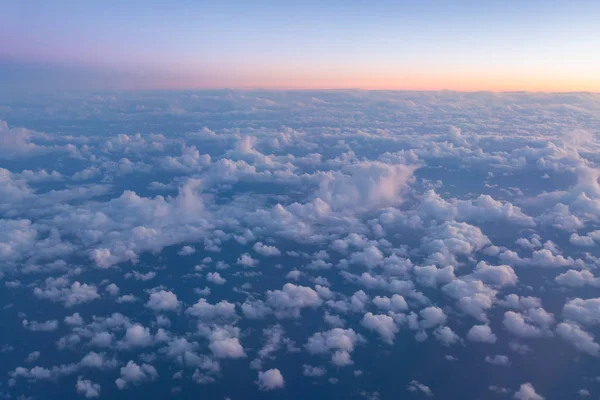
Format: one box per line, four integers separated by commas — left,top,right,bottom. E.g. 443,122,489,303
1,0,599,91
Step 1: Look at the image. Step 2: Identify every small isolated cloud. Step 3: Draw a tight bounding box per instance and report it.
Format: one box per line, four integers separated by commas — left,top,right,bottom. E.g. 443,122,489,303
467,324,497,343
407,380,434,397
178,245,196,256
514,383,544,400
257,368,285,391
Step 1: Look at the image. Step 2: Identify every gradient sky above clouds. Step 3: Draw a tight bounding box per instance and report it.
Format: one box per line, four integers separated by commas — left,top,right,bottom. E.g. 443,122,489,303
1,0,600,92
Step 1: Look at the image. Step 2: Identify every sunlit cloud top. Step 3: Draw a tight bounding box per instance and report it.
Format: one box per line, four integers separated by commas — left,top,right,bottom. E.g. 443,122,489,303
2,0,599,92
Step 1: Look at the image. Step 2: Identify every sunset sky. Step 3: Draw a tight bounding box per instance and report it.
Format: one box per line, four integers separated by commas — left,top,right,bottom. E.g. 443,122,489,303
2,0,599,92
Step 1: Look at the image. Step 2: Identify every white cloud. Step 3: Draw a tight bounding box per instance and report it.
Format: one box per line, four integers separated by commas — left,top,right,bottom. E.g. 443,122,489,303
206,272,226,285
467,325,497,343
146,290,180,312
186,299,237,320
407,380,434,397
253,242,281,256
305,328,365,367
563,298,600,326
115,361,158,389
485,355,510,366
257,368,285,391
556,322,600,356
76,377,101,398
178,245,196,256
117,324,153,349
22,319,59,332
361,313,398,344
514,383,544,400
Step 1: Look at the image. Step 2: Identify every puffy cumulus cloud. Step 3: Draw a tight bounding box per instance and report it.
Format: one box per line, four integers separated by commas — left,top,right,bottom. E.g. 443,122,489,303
65,313,85,326
77,178,210,268
514,383,544,400
186,299,237,320
497,294,542,311
421,221,491,266
177,245,196,256
372,295,409,312
76,377,101,398
361,313,398,344
418,307,447,330
146,290,180,312
198,325,246,359
562,298,600,326
413,265,456,288
160,337,219,373
555,270,600,288
33,279,100,307
442,279,497,321
206,272,226,285
418,190,534,226
467,325,497,344
472,261,518,287
315,161,417,212
115,361,158,389
0,120,58,158
237,253,259,267
503,308,554,339
570,233,598,247
498,248,584,269
257,368,285,391
266,284,323,318
433,326,460,346
117,324,154,349
556,322,600,356
253,242,281,256
305,328,365,367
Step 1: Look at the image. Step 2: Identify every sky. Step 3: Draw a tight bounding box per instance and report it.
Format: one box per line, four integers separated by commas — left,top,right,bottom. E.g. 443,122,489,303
1,0,600,92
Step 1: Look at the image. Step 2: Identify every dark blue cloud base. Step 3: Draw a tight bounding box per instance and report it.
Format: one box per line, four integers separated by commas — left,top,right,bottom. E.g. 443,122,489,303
1,91,600,400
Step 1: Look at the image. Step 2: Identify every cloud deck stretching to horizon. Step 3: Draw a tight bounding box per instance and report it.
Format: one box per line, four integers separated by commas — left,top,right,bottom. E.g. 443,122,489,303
1,90,600,399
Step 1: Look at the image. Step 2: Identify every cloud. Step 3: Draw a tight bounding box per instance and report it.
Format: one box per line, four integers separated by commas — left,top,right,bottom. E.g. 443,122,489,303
467,324,497,343
556,322,600,356
146,290,180,312
555,270,600,288
253,242,281,256
76,377,101,398
22,319,59,332
266,284,323,318
186,299,237,320
206,272,226,285
33,279,100,307
485,355,510,366
514,383,544,400
407,380,434,397
117,324,153,349
303,365,326,377
115,361,158,389
177,245,196,256
563,298,600,326
361,313,398,344
257,368,285,391
305,328,365,367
